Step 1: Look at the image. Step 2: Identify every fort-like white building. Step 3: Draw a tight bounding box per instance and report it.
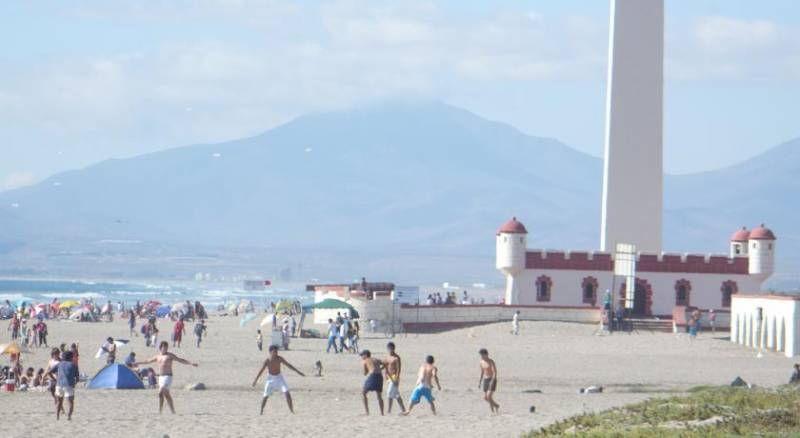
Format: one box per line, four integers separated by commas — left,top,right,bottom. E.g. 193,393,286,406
496,219,776,317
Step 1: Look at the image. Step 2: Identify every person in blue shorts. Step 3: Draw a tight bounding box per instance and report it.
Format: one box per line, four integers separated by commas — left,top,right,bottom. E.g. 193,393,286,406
360,350,384,415
402,355,441,416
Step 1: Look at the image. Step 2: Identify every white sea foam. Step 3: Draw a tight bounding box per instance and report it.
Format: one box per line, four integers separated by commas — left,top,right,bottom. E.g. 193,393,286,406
40,292,107,299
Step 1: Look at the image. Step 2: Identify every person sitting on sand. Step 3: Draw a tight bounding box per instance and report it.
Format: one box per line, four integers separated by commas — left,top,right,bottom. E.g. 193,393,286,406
402,355,441,416
790,364,800,384
251,345,305,414
360,350,385,415
133,341,198,414
478,348,500,413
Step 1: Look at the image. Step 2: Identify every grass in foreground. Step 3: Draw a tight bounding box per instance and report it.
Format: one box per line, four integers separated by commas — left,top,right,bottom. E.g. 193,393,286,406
526,386,800,437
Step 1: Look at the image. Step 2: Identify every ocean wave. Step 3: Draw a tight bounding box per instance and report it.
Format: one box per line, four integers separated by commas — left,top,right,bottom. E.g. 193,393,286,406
40,292,107,299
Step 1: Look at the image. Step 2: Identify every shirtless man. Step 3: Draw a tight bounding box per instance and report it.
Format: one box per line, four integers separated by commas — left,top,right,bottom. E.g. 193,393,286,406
402,355,441,416
478,348,499,413
383,342,406,414
133,341,198,414
251,345,305,414
360,350,384,415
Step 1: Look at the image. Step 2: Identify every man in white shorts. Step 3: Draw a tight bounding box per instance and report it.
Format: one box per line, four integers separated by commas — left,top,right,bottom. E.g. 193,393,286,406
48,350,78,420
252,345,305,414
382,342,406,414
134,341,198,414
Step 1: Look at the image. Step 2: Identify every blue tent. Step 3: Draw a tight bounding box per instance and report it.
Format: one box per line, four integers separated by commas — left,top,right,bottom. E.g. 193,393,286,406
87,364,144,389
155,305,171,317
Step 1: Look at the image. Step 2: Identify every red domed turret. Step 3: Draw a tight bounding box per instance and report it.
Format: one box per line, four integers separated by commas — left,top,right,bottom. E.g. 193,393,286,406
730,227,750,242
749,224,776,240
497,217,527,235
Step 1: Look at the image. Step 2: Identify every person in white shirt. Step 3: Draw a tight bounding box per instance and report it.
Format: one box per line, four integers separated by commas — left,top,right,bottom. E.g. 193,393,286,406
511,311,520,335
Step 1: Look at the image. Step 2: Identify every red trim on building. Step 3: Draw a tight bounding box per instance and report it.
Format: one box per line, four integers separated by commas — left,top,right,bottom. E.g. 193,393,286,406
525,251,748,274
526,251,613,271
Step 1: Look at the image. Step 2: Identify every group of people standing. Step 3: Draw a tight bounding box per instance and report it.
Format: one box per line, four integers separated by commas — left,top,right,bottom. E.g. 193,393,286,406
326,312,360,354
7,314,49,348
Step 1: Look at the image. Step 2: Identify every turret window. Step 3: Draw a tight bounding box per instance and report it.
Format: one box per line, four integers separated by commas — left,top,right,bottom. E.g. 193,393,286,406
536,275,552,302
675,279,691,306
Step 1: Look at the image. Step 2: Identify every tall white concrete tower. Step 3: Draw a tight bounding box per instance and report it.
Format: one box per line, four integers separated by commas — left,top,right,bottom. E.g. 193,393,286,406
600,0,664,253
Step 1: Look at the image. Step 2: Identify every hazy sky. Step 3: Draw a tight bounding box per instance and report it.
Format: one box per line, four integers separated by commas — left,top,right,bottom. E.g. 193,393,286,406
2,0,799,191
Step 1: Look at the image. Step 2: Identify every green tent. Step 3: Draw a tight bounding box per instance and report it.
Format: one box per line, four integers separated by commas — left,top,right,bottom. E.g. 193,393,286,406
304,299,360,319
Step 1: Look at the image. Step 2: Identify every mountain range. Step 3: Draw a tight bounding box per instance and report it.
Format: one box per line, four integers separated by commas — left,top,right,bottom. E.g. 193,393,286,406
0,101,797,286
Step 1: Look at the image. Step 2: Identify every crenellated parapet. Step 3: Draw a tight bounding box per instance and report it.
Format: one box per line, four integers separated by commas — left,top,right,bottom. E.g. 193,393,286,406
525,250,750,275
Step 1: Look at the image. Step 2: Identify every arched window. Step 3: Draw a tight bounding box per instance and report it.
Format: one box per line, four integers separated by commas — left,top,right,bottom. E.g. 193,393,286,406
675,279,691,306
536,276,552,302
581,276,598,305
721,280,738,308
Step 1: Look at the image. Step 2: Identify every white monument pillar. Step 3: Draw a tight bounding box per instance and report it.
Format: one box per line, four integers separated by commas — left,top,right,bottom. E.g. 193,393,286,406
600,0,664,253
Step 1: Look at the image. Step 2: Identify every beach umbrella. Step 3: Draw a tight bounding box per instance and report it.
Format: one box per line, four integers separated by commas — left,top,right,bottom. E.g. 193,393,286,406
60,300,80,309
15,297,35,308
304,299,360,319
171,303,184,312
240,312,257,328
0,342,30,355
274,300,294,314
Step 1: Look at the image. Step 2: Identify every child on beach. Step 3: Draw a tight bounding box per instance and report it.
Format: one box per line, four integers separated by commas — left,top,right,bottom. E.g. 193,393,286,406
256,330,263,351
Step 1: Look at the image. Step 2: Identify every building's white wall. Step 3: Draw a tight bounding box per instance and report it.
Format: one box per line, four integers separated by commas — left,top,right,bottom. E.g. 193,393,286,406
749,239,775,280
637,272,760,315
515,269,613,307
731,296,799,357
512,269,761,316
399,305,600,325
496,233,526,273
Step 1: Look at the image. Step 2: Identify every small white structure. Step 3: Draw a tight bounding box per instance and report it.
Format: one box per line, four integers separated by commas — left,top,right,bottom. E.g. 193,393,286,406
731,294,800,357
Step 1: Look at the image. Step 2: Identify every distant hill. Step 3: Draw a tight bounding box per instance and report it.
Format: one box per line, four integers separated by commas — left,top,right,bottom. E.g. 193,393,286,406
0,102,797,285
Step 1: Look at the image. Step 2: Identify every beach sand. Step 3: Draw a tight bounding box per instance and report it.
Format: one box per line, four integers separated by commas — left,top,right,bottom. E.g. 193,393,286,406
2,316,792,438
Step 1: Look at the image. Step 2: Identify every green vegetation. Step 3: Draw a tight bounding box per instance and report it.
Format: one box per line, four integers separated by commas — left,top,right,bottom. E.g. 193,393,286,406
526,386,800,437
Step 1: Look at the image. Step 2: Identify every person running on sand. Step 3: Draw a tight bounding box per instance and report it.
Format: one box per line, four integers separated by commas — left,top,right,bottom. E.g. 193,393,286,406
251,345,305,414
360,350,384,415
402,355,441,416
383,342,406,414
47,350,78,421
478,348,499,413
133,341,198,414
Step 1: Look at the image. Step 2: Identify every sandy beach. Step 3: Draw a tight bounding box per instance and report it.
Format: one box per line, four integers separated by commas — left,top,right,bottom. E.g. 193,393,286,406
2,316,793,438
